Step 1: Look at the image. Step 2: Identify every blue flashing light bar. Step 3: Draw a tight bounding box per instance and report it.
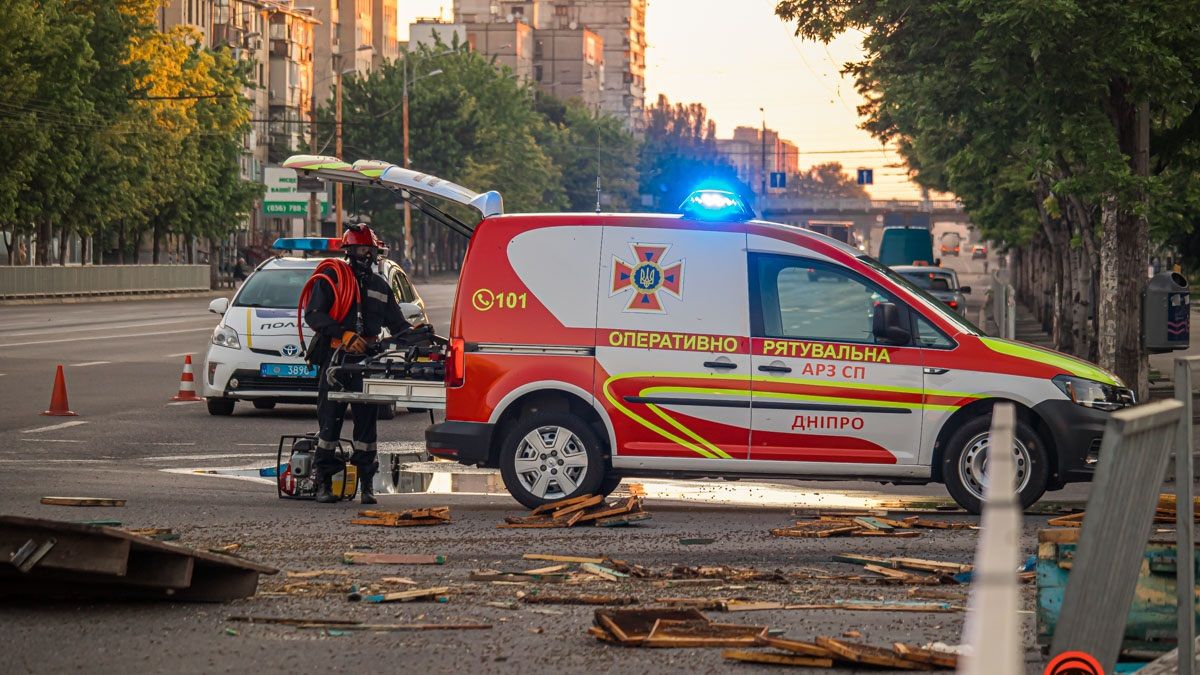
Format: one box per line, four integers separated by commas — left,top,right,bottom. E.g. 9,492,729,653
678,189,755,222
271,237,342,252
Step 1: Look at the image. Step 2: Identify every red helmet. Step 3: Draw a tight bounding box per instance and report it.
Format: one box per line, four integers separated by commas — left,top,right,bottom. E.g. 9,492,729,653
341,224,382,249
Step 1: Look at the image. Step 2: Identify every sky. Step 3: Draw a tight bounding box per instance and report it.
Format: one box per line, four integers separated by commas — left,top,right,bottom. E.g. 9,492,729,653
396,1,926,199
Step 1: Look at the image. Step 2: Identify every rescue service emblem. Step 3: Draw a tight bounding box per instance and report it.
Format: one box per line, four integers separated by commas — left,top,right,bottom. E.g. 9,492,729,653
611,243,684,313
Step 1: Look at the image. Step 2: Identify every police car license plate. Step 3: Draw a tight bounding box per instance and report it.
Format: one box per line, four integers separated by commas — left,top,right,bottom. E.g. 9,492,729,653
261,363,317,378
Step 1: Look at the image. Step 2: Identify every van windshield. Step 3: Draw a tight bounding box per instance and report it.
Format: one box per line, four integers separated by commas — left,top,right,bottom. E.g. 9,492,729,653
859,256,982,336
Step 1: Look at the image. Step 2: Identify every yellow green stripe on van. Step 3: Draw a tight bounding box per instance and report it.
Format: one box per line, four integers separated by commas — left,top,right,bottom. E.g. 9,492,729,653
979,337,1122,387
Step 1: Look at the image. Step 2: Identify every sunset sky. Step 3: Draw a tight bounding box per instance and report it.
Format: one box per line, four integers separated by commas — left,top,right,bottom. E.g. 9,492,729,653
396,1,926,199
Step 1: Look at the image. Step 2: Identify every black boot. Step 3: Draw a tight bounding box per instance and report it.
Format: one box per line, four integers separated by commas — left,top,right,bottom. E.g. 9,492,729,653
314,472,338,503
359,464,377,505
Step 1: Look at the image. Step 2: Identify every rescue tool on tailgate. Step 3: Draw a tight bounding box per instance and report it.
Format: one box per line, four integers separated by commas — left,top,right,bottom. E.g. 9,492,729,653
284,154,1135,515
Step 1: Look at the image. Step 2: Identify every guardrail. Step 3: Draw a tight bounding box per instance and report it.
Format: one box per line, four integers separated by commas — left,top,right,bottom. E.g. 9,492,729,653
0,265,210,299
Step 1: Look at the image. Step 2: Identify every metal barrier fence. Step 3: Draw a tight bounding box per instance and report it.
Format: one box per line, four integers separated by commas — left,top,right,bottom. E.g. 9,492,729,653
0,265,210,299
1049,397,1185,672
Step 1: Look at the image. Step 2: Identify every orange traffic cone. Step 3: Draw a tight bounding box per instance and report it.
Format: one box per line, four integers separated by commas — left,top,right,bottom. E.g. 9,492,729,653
42,365,78,416
171,355,203,402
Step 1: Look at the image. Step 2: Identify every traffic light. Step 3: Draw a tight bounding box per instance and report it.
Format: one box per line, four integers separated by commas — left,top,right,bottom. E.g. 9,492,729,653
856,168,874,185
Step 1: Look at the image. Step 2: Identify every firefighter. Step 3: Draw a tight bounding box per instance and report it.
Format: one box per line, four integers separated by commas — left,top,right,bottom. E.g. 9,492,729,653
303,224,413,504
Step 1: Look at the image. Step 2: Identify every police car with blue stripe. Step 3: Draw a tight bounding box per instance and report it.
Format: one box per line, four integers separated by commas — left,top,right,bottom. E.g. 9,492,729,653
202,237,427,416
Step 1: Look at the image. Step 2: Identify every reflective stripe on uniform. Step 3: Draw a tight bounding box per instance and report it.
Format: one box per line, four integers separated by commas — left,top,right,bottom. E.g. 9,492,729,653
366,289,388,303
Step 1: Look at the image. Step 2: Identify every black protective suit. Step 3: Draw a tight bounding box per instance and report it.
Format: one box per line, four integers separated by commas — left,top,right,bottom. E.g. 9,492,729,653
304,260,411,490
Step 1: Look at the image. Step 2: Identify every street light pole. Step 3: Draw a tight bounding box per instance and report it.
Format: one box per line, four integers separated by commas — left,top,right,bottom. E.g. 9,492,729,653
760,107,767,199
335,56,344,233
402,59,411,268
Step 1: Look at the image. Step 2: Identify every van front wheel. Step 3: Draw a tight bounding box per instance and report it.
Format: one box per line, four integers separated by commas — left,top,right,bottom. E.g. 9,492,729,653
941,413,1048,515
499,411,606,510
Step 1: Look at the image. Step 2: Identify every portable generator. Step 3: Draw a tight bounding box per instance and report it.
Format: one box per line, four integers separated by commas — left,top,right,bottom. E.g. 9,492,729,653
276,433,358,500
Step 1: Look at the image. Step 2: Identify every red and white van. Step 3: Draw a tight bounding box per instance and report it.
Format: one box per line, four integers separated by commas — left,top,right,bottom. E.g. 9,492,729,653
285,156,1135,514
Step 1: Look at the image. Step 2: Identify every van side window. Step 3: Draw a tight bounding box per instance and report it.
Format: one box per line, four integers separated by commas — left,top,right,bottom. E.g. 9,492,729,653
750,254,898,345
915,317,954,348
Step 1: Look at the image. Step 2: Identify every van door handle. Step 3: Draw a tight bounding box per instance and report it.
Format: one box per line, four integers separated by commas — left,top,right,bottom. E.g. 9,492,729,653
703,361,738,370
923,367,950,375
758,364,793,374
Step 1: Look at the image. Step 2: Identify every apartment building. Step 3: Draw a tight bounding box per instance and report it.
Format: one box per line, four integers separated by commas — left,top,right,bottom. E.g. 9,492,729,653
453,0,645,131
372,0,400,66
717,126,800,195
534,28,604,111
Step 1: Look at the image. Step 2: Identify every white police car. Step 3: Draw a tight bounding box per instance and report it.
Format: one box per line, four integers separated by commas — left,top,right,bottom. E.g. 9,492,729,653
202,237,427,416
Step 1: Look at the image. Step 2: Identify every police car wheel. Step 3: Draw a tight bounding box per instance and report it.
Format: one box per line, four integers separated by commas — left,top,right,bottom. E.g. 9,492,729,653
499,411,606,510
206,397,235,416
942,414,1048,515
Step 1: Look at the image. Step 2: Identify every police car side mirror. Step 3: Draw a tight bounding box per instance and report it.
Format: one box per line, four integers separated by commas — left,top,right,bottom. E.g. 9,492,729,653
208,297,229,315
399,301,425,325
872,302,911,345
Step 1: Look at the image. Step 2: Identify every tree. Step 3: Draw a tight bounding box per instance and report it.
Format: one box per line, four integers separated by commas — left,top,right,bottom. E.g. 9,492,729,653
534,94,640,212
638,94,747,212
785,162,868,199
776,0,1200,397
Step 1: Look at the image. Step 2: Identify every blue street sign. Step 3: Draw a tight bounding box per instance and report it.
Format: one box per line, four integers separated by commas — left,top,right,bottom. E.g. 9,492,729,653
857,168,874,185
770,172,787,189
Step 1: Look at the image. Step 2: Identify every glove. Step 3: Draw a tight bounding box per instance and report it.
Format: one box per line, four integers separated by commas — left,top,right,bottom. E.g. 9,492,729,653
340,331,367,354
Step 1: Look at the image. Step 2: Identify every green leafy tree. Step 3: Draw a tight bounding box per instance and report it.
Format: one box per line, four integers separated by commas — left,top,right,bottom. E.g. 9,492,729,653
776,0,1200,396
785,162,869,199
638,94,747,212
534,94,639,212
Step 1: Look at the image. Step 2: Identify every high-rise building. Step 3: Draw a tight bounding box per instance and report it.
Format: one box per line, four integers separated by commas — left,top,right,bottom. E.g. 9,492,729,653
534,28,604,111
453,0,645,132
372,0,400,66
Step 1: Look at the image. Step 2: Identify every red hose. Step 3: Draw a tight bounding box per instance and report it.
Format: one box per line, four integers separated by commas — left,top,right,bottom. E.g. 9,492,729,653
297,259,361,349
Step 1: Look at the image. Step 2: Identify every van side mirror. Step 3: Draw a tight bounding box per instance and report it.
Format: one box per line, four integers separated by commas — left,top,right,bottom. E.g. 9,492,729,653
208,297,229,315
872,302,911,345
399,301,425,325
959,286,972,294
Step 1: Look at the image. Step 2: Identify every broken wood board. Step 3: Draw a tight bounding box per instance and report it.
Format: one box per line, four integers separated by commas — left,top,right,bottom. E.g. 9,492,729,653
893,642,959,668
352,586,448,603
521,593,638,606
757,635,835,657
851,530,921,538
353,507,451,527
596,511,651,527
296,623,490,631
641,619,768,648
341,553,445,565
551,494,604,519
0,516,276,602
722,650,834,668
40,497,125,507
911,517,975,530
853,516,894,531
816,636,931,670
771,522,861,538
228,615,361,626
286,569,351,579
576,496,641,523
594,608,707,645
523,553,606,565
531,494,595,516
581,562,628,581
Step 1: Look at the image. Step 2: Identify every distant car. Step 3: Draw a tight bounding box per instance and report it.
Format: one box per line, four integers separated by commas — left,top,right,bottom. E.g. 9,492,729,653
939,232,962,257
879,226,934,266
971,244,988,259
202,239,427,416
892,265,971,316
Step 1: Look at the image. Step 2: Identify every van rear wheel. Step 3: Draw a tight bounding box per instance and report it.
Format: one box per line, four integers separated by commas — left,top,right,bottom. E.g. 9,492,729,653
499,411,606,510
942,413,1048,515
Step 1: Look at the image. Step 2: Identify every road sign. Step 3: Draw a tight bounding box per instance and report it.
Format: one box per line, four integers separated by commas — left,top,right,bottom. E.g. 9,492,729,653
857,168,874,185
770,172,787,189
263,168,329,217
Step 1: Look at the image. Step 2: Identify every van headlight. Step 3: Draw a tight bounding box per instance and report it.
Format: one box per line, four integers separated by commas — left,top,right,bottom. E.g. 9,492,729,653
1052,375,1134,411
212,325,241,350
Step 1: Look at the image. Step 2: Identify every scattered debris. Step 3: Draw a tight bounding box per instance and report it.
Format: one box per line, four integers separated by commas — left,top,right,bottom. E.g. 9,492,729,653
352,507,450,528
80,519,123,527
209,543,241,555
342,553,446,565
40,497,125,507
519,592,639,606
124,528,180,541
0,515,276,602
352,586,449,604
581,562,628,581
893,642,959,668
501,495,650,528
286,569,352,579
591,608,770,648
224,628,238,636
843,630,862,638
722,649,833,668
227,615,489,631
594,608,708,644
816,636,929,670
523,553,606,564
757,635,835,657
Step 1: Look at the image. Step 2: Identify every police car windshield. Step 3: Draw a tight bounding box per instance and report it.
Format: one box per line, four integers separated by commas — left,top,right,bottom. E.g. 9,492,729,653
232,269,311,309
859,257,982,335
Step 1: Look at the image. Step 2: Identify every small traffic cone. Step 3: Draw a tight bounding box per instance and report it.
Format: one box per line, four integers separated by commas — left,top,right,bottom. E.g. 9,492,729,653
42,365,78,416
171,355,203,402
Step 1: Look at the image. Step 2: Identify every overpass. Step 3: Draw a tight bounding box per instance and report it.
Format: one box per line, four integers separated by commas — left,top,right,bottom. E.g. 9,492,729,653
758,197,972,253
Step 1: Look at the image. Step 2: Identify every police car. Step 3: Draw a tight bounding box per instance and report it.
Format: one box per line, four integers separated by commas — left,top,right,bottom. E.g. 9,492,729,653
285,155,1136,514
202,238,427,416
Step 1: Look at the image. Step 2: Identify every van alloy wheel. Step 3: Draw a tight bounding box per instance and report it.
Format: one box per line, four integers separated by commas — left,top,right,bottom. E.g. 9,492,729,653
956,430,1032,502
512,425,590,500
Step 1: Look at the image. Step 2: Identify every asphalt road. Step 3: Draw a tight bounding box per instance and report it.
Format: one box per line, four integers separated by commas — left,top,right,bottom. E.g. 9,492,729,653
0,258,1082,674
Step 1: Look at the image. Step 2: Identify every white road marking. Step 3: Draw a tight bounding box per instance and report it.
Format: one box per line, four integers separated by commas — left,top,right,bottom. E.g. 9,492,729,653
69,361,111,367
2,317,207,338
22,421,89,434
21,438,84,443
142,442,197,446
235,443,275,447
142,452,274,462
0,327,212,349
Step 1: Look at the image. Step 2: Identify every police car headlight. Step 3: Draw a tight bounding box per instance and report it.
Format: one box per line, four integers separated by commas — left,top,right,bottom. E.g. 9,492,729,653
1052,375,1134,411
212,325,241,350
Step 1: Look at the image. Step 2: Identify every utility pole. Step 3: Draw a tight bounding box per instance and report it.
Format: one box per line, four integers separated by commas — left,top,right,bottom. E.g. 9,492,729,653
595,100,602,213
335,52,344,233
759,107,767,200
402,58,412,268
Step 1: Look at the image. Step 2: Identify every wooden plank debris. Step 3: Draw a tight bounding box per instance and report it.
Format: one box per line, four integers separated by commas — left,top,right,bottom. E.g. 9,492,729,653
893,642,959,668
505,494,649,528
531,494,594,516
722,649,834,668
551,494,604,519
581,562,628,581
40,497,125,507
341,553,445,565
595,511,651,527
523,553,606,564
642,619,768,648
816,636,931,670
352,507,450,527
756,635,835,657
520,593,638,606
356,586,449,604
594,608,707,645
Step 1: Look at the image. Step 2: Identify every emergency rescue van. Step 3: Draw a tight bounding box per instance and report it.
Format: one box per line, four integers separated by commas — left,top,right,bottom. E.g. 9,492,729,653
284,155,1136,514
